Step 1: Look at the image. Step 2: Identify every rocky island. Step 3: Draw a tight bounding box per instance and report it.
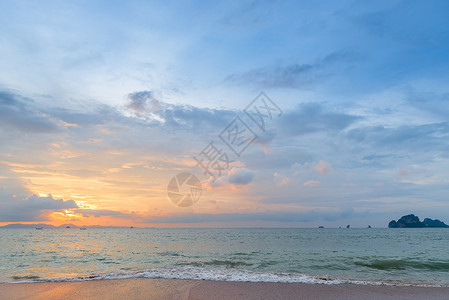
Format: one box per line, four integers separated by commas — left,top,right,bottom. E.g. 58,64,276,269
388,214,449,228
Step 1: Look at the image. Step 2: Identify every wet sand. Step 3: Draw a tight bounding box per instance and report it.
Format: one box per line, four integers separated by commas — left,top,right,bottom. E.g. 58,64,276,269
1,278,449,300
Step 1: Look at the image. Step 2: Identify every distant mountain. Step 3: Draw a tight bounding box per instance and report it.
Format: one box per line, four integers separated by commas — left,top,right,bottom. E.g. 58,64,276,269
0,223,56,229
388,214,449,228
422,218,449,228
0,223,131,229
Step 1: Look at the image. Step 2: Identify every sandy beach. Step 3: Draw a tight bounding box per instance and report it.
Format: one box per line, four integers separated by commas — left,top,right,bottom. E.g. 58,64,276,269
1,279,449,300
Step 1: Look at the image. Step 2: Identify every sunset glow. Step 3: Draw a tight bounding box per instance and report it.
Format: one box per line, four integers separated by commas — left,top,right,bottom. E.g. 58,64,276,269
1,0,449,229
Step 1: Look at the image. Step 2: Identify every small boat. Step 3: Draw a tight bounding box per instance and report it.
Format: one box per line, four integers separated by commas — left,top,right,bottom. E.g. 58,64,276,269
130,226,134,228
66,226,70,228
35,227,43,230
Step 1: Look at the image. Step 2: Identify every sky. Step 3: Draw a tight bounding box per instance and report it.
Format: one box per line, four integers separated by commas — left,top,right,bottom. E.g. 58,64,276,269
1,0,449,228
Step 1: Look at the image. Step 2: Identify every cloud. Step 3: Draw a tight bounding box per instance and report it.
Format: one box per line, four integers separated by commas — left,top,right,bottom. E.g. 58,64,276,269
0,89,241,162
277,177,290,186
405,89,449,119
228,168,256,185
342,183,357,187
0,91,61,134
158,104,236,133
345,122,449,151
277,103,361,136
304,180,320,187
0,1,448,228
140,208,362,224
0,194,78,222
314,160,332,175
353,2,449,47
126,91,161,114
273,172,290,186
224,51,360,89
74,209,134,218
252,130,276,154
124,91,237,133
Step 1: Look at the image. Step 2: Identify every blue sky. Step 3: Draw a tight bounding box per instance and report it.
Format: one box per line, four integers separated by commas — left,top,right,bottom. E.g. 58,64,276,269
1,0,449,227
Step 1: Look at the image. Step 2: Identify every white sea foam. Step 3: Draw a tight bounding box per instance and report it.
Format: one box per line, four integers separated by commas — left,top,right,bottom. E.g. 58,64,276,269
4,267,444,287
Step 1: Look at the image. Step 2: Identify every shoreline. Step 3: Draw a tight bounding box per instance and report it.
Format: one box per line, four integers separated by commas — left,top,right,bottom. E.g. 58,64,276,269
3,270,447,288
1,278,449,300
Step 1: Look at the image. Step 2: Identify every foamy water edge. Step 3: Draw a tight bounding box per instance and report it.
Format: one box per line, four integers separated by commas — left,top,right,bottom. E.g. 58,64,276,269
3,267,445,287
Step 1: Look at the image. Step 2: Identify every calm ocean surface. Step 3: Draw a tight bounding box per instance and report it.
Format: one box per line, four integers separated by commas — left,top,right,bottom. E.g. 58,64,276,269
1,228,448,286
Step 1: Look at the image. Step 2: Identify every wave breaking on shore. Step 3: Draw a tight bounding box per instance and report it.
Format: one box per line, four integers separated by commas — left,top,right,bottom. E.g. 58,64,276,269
5,266,446,287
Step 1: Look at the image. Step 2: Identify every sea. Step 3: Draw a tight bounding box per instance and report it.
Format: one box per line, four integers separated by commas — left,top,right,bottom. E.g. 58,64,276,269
1,228,448,286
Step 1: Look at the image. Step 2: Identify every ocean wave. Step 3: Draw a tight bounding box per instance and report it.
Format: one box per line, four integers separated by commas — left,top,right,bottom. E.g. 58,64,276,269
4,266,446,287
10,275,41,281
199,259,254,267
175,260,253,268
355,259,449,271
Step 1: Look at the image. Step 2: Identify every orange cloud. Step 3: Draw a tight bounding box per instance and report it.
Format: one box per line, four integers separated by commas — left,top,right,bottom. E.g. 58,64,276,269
304,180,320,187
314,160,333,175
